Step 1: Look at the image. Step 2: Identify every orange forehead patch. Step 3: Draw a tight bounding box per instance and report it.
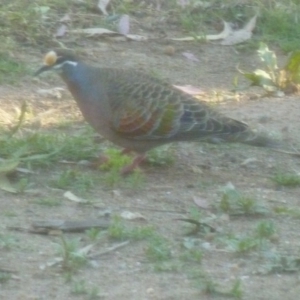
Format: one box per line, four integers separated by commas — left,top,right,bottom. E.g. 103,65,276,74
44,51,57,66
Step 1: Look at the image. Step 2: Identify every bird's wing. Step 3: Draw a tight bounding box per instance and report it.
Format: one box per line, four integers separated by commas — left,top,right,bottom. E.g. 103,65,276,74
106,70,248,142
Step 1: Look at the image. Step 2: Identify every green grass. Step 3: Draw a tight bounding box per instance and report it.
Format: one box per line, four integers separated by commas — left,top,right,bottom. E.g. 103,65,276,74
0,129,100,166
272,172,300,187
218,184,269,216
0,271,11,283
50,168,95,192
145,235,172,262
55,236,88,272
274,206,300,218
32,197,62,206
0,234,18,250
108,216,155,240
258,2,300,52
0,54,27,84
100,149,145,188
169,0,300,52
71,280,100,299
1,0,300,61
221,220,277,254
85,228,103,242
192,272,243,299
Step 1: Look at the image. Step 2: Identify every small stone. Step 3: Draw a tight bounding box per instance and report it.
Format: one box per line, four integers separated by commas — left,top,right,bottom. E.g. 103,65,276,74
164,45,175,56
146,287,154,294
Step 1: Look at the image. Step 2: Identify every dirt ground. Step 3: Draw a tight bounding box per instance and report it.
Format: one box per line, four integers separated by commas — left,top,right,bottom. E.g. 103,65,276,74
1,19,300,300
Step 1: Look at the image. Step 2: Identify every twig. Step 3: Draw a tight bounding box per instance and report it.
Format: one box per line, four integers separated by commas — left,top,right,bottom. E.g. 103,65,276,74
118,205,186,214
88,241,130,259
272,148,300,157
0,267,18,273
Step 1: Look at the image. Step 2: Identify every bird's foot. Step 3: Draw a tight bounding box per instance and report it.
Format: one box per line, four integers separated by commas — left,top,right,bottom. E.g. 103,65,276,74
89,154,110,169
120,154,146,175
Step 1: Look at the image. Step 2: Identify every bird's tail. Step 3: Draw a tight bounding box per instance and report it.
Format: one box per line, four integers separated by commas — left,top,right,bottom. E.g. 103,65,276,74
209,118,282,149
237,130,281,148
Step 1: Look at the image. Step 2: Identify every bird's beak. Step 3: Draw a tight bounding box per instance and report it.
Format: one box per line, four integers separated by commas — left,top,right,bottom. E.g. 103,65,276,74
34,65,52,76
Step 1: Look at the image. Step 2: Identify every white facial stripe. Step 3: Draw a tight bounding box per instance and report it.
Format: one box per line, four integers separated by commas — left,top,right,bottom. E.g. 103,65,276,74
53,60,78,69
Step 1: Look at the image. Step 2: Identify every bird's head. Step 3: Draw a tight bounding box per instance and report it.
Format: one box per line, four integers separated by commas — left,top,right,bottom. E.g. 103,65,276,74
35,50,78,76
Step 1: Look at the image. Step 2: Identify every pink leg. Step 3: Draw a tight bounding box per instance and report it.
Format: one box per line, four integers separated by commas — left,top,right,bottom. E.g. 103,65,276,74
121,148,132,155
121,154,146,175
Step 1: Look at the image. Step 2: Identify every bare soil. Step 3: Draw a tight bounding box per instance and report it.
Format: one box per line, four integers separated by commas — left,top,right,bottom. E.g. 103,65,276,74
1,26,300,300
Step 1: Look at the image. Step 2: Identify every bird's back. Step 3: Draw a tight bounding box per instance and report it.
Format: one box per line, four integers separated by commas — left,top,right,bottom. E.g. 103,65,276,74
96,68,249,142
62,63,277,150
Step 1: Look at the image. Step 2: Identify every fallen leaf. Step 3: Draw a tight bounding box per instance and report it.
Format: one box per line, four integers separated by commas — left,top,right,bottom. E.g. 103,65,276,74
71,27,120,37
36,87,64,99
206,21,232,40
16,167,35,174
182,52,199,62
63,191,88,203
173,85,204,95
55,24,67,38
170,21,232,41
240,157,258,166
126,34,148,41
193,196,210,209
221,29,252,46
0,174,17,193
221,15,257,46
0,159,19,173
78,243,94,256
70,28,147,41
243,14,258,32
118,15,130,35
60,13,71,23
98,0,111,15
120,211,146,221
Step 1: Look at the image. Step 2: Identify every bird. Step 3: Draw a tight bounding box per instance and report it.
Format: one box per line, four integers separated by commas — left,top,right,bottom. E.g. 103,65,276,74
35,50,279,174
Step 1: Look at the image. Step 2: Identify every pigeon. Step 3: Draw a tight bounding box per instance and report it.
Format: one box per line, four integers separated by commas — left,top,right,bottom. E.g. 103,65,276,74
35,50,279,173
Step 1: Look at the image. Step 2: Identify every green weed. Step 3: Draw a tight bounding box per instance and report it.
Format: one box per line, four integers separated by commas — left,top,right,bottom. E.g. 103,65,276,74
0,272,11,283
51,169,95,192
108,216,155,240
0,54,27,84
145,235,172,262
0,234,18,250
272,172,300,187
219,183,269,216
33,197,62,207
55,236,88,271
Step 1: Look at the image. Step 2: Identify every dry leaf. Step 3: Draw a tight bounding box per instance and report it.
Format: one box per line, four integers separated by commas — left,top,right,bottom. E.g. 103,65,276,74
60,13,71,23
0,159,19,173
36,88,64,99
118,15,130,35
120,211,146,221
70,28,147,41
243,14,258,32
182,52,199,62
126,34,148,41
55,24,67,38
170,21,232,41
71,28,120,37
78,244,94,256
240,157,258,166
173,85,204,95
221,15,257,46
0,174,17,193
98,0,111,15
221,29,252,46
193,196,210,209
206,21,232,40
63,191,88,203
